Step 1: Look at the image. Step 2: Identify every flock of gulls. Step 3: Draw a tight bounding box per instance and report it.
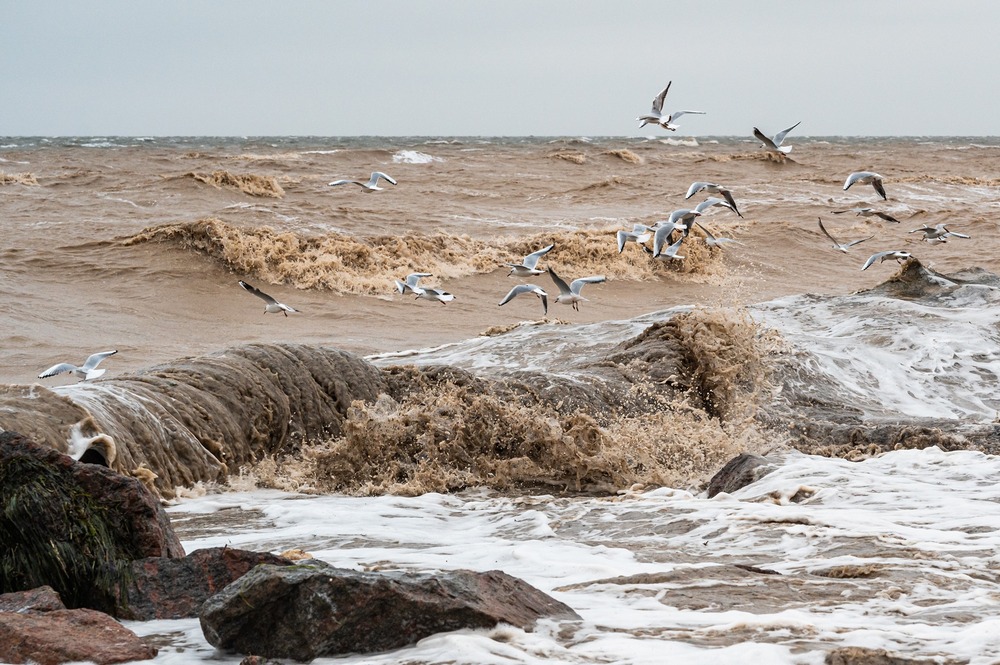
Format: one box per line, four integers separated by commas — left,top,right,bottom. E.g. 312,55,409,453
37,80,970,382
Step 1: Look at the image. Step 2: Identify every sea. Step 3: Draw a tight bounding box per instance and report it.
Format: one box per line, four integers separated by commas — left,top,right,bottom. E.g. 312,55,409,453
2,135,1000,663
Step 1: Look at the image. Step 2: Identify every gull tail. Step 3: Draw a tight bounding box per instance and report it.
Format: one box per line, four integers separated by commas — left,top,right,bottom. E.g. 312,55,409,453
84,368,107,381
779,146,793,154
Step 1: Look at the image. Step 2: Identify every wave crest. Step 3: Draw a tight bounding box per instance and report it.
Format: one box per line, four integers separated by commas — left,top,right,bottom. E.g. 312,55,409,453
179,170,285,198
122,219,725,294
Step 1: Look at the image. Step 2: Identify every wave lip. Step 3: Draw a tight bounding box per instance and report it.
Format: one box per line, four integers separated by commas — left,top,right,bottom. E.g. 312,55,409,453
392,150,442,164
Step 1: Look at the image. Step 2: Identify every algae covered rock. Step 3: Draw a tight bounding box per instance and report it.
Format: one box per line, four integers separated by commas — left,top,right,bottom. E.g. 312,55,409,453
0,431,183,613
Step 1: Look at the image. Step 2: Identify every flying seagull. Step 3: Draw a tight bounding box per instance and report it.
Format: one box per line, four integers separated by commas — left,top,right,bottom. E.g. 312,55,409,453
616,224,653,253
862,250,912,271
636,81,705,131
753,121,801,155
394,272,454,303
547,268,606,311
909,224,970,243
39,350,118,381
498,284,548,316
652,209,700,257
817,218,874,253
695,222,743,248
833,207,900,223
844,171,887,200
506,243,555,276
239,280,299,316
685,182,743,218
394,272,434,296
329,171,397,192
646,235,686,260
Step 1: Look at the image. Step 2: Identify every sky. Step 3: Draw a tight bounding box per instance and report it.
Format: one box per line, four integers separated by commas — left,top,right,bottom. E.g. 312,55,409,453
2,0,998,137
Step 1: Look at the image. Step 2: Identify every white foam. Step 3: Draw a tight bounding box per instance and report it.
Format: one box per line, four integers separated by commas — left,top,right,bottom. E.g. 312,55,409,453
137,447,1000,664
392,150,442,164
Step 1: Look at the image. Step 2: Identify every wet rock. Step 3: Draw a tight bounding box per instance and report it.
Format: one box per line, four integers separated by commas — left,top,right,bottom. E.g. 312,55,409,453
0,586,66,613
706,453,776,497
0,431,183,612
118,547,293,620
0,608,157,665
825,646,944,665
239,656,284,665
200,560,580,660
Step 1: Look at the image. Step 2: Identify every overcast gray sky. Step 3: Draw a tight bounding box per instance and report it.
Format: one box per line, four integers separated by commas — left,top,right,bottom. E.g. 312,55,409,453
2,1,997,137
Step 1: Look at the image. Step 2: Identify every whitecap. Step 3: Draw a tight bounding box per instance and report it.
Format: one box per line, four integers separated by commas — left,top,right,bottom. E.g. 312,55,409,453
392,150,442,164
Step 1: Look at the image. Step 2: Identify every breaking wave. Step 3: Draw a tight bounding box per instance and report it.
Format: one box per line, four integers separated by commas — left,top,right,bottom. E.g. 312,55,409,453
177,170,285,198
120,218,726,294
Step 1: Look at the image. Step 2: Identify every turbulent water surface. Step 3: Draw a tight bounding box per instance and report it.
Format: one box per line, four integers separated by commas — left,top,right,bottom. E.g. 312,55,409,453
2,135,1000,662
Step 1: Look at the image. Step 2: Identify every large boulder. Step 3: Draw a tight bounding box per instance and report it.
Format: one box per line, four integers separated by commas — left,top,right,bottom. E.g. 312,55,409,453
706,452,776,497
0,431,184,612
0,608,157,665
200,560,580,660
118,547,293,620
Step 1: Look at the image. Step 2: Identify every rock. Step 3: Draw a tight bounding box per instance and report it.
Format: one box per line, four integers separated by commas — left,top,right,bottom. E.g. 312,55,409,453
238,656,283,665
200,561,580,660
0,586,66,613
0,607,157,665
706,452,776,497
118,547,293,620
0,431,184,613
825,646,945,665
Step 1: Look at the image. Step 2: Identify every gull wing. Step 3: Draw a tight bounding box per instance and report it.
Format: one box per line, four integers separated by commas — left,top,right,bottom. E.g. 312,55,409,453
616,230,629,253
874,212,900,223
817,218,842,245
522,243,555,269
239,280,278,305
753,127,778,151
498,284,547,314
845,236,875,249
38,362,77,379
685,182,709,199
370,171,397,187
547,267,572,296
773,121,801,146
719,189,743,218
81,350,118,371
405,272,433,288
651,81,671,113
652,223,676,257
569,275,606,296
862,250,894,271
872,178,887,200
328,179,361,187
668,110,705,122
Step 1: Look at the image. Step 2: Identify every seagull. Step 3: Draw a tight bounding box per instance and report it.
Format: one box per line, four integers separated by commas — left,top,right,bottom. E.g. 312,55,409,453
695,222,743,248
547,268,605,311
328,171,397,192
416,287,455,304
646,235,686,260
498,284,548,316
239,280,299,316
652,209,700,256
862,250,912,270
506,243,555,276
844,171,887,200
616,224,653,253
817,218,874,253
833,207,900,223
636,81,705,131
394,272,434,295
753,121,801,155
39,350,118,381
685,182,743,218
909,223,970,242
